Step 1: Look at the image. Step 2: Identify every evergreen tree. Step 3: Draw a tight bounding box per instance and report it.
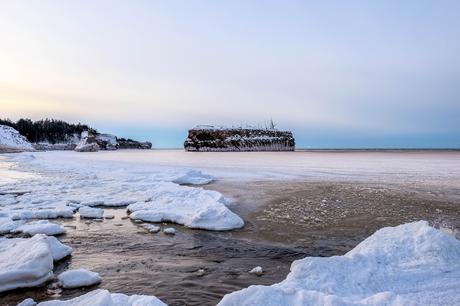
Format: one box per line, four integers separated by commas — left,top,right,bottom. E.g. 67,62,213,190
0,118,97,143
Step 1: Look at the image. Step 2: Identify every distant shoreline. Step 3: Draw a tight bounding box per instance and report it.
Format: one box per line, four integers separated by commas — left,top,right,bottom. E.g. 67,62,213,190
2,148,459,154
151,148,460,152
295,148,460,152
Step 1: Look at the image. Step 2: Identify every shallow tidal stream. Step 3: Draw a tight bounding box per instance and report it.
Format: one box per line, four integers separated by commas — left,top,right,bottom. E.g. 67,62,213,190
2,207,309,306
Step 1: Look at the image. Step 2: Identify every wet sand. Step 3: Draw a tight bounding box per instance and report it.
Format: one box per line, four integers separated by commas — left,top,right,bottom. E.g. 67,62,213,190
207,180,460,245
2,179,459,306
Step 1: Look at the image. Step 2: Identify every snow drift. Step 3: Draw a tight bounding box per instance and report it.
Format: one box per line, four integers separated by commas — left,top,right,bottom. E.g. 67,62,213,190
218,221,460,306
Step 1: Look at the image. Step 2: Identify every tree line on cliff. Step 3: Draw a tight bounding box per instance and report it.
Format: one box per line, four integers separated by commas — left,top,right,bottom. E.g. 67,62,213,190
0,118,96,144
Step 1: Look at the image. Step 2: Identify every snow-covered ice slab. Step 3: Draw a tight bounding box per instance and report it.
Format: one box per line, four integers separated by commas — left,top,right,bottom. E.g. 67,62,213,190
128,182,244,230
13,220,65,236
58,268,101,289
0,216,23,234
218,221,460,306
32,289,166,306
0,234,72,292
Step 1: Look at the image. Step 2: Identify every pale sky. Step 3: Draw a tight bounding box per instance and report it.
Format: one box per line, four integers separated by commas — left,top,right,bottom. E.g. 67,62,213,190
0,1,459,148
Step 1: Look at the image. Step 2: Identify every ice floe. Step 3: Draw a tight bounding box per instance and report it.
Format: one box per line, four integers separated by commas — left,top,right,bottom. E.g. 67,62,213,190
172,169,214,185
18,298,37,306
142,224,161,233
13,220,65,236
163,227,176,235
249,266,263,276
218,221,460,306
58,268,101,289
128,182,244,230
79,206,104,219
30,289,167,306
0,234,72,292
45,235,73,261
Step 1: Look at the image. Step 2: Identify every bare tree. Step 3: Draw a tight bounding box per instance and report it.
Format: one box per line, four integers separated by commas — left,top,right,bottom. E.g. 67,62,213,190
268,117,277,130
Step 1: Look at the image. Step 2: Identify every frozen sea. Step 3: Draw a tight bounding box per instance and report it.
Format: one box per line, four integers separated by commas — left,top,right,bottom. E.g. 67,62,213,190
1,150,460,306
2,149,458,186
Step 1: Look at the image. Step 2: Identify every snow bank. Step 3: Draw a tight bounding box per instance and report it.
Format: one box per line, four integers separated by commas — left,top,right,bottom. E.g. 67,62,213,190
34,289,166,306
218,221,460,306
58,268,101,289
128,182,244,230
13,220,65,236
0,125,34,152
0,234,72,292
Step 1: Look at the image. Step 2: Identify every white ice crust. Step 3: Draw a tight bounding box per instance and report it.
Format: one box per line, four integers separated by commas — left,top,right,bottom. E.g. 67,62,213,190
35,289,167,306
0,152,243,231
58,268,102,289
0,234,72,292
218,221,460,306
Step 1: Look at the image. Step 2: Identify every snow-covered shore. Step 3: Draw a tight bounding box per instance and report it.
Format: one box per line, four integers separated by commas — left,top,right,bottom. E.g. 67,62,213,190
218,221,460,306
0,152,244,231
